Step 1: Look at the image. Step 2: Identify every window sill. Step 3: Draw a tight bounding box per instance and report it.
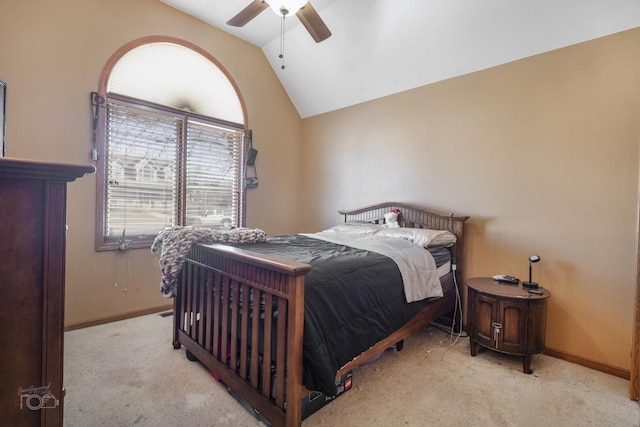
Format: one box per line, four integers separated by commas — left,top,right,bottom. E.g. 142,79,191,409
96,237,153,252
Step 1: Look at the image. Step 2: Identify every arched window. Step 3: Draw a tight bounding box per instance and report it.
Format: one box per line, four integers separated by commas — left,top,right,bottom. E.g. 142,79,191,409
93,36,248,250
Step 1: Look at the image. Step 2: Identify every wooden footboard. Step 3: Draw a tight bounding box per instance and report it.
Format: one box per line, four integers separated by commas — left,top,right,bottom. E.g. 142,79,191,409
173,243,311,427
171,202,469,427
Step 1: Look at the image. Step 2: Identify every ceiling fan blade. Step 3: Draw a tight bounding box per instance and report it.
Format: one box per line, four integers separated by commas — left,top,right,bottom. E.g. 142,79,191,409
296,2,332,43
227,0,269,27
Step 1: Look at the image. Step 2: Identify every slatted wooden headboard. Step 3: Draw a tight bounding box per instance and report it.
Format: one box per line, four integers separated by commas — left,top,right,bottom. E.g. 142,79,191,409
338,201,470,268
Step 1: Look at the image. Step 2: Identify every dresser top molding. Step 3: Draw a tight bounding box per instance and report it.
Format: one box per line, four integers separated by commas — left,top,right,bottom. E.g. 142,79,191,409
0,157,95,182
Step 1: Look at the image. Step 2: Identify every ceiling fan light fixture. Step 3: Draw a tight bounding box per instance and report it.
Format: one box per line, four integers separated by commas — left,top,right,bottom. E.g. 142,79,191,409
267,0,307,17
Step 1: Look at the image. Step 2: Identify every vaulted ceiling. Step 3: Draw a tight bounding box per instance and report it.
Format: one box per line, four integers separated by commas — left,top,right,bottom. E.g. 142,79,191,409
160,0,640,118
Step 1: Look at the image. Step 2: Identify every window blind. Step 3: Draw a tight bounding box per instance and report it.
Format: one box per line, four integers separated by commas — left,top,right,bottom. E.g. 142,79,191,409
185,119,242,229
104,98,243,240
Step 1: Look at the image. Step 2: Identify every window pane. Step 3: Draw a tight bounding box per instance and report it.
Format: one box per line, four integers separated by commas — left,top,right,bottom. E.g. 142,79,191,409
185,119,242,229
105,102,180,238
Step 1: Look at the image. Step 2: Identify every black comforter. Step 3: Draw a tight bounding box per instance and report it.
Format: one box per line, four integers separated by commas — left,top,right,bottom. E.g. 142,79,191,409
246,234,440,396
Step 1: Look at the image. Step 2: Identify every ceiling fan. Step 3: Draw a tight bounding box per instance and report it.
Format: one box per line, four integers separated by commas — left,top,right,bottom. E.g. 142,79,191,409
227,0,332,43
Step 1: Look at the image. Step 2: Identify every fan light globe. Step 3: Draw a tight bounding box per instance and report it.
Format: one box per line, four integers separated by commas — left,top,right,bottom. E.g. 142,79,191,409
267,0,307,17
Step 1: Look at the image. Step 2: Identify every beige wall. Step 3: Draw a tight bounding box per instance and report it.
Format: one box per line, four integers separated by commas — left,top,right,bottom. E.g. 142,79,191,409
0,0,302,327
300,28,640,371
2,0,638,373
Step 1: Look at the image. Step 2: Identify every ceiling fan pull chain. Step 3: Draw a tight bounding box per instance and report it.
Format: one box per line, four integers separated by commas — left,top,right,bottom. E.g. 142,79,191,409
279,14,286,69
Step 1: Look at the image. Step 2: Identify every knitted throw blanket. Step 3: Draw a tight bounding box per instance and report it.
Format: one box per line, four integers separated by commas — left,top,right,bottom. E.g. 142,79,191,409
151,226,267,297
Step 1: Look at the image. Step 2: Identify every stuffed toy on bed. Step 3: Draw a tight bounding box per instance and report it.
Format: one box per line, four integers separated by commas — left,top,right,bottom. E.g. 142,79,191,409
384,208,401,228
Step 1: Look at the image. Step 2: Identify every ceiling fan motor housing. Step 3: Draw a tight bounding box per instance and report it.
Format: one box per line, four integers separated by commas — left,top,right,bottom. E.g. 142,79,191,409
267,0,308,17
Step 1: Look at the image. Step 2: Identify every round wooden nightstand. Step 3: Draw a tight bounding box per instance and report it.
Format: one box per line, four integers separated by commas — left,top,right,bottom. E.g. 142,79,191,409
466,277,551,374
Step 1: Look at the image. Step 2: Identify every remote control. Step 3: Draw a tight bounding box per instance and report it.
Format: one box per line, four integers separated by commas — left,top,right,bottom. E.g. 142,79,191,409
528,289,543,295
492,274,519,284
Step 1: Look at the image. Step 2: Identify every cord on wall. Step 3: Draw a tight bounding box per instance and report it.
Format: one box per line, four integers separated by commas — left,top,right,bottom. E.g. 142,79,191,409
426,263,466,362
114,240,132,292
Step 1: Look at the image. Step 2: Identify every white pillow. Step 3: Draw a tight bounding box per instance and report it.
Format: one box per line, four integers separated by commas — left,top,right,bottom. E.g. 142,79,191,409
374,227,457,247
323,222,384,235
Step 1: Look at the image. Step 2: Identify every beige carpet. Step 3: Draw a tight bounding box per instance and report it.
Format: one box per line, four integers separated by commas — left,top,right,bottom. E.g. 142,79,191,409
64,312,639,427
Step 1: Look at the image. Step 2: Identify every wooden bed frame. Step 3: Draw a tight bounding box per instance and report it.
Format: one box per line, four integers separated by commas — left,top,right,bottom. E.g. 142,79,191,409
172,202,469,426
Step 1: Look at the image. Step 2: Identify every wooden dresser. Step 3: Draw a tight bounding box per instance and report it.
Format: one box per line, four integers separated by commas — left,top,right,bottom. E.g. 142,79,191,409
0,158,94,426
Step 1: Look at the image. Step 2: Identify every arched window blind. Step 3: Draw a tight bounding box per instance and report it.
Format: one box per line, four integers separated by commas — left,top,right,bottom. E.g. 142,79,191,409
108,42,243,122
